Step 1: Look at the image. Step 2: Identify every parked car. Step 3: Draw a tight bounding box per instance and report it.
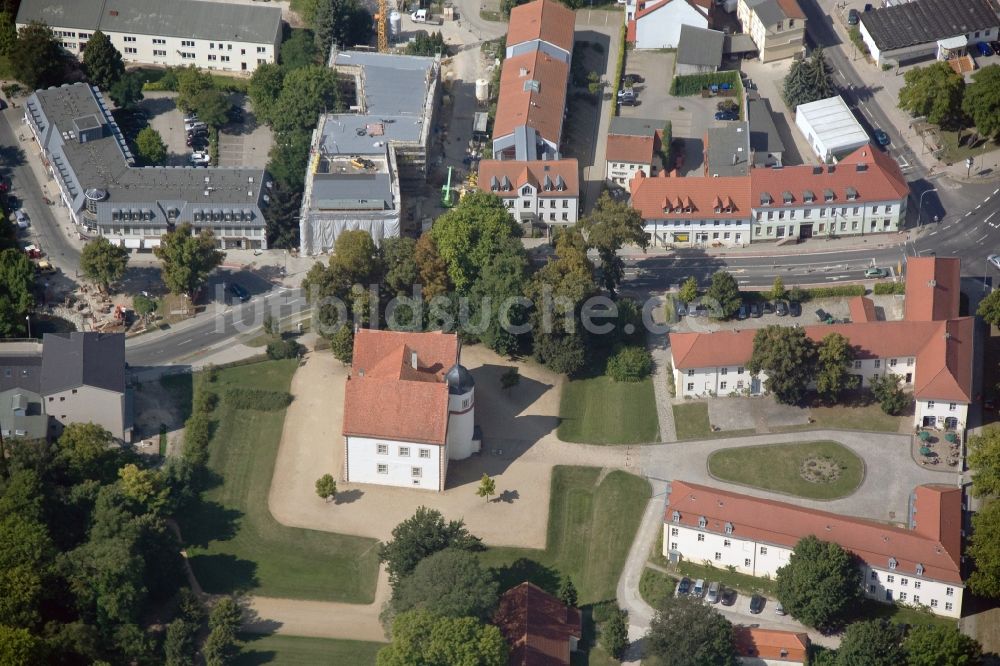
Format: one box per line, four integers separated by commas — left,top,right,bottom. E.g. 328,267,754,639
737,303,748,320
714,110,738,121
183,114,199,123
775,300,789,316
676,302,688,317
189,151,210,166
14,209,29,229
749,302,762,318
624,73,645,85
989,254,1000,270
775,601,786,616
863,2,873,10
789,300,802,317
676,577,692,597
692,304,710,318
761,301,774,315
873,129,890,146
706,581,721,604
721,587,737,606
185,121,207,133
34,259,56,274
991,41,1000,56
619,89,637,106
847,8,860,24
978,41,994,57
187,135,208,149
227,282,250,302
865,267,888,278
692,579,705,598
749,594,765,614
187,126,208,138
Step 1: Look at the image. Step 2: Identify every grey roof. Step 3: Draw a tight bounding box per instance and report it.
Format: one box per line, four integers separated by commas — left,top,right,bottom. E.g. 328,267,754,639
705,124,751,177
609,117,662,138
41,332,125,395
676,25,725,67
0,388,49,441
319,114,424,155
860,0,999,51
311,173,394,211
446,364,475,395
0,343,43,394
747,95,784,155
17,0,282,44
724,33,758,54
746,0,786,26
26,84,266,228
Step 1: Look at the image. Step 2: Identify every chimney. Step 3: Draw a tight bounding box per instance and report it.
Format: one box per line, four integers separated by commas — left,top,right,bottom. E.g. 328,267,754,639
519,67,528,77
732,153,738,166
359,368,365,377
411,351,418,369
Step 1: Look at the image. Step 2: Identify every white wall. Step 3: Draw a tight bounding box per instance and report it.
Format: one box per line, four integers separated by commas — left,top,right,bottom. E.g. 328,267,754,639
635,1,707,49
499,185,579,224
607,160,653,184
915,400,968,430
345,436,443,490
751,200,905,240
642,218,751,248
45,386,129,441
675,364,757,398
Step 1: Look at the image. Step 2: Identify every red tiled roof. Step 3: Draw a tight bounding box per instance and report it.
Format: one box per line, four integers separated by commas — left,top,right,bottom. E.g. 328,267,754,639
496,582,582,666
775,0,805,19
627,19,636,42
734,627,809,663
629,171,752,219
905,257,961,322
493,50,569,146
342,330,459,445
848,295,877,322
606,134,658,165
913,317,974,403
478,159,579,197
506,0,576,53
667,480,963,584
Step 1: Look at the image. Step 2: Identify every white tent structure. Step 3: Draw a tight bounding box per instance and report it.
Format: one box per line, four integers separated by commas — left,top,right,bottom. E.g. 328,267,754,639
795,96,870,164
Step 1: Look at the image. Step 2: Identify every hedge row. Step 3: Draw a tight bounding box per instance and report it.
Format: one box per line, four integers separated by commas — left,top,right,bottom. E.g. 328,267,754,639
873,282,906,295
610,20,627,122
142,67,250,93
669,70,740,96
742,285,866,302
224,388,293,411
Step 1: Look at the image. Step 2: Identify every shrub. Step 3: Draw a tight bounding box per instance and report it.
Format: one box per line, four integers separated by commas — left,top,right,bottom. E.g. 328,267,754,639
609,20,626,121
266,338,303,359
182,412,212,466
606,346,653,382
193,388,218,414
224,388,293,411
670,70,741,96
873,282,906,295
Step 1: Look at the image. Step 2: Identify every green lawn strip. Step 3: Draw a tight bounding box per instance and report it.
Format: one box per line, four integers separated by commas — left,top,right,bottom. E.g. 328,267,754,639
851,600,956,630
676,560,777,597
558,376,659,444
179,360,380,603
235,634,384,665
478,466,651,604
672,402,711,439
708,440,864,500
772,402,903,434
639,567,678,609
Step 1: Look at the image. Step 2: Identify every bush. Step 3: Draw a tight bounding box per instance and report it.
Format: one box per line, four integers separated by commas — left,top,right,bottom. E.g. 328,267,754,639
193,388,218,414
606,346,653,382
182,412,212,466
266,338,303,359
873,282,906,295
610,21,626,121
224,387,293,411
670,70,741,96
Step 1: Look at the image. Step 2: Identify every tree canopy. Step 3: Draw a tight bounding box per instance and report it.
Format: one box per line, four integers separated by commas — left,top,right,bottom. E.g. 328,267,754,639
704,271,741,320
379,507,482,588
108,71,144,109
313,0,374,58
82,31,125,91
391,549,499,621
154,223,225,297
272,65,340,135
81,236,130,292
0,11,16,57
834,620,904,666
678,277,698,304
977,287,1000,327
870,373,909,416
11,21,63,90
904,623,981,666
376,609,508,666
782,48,835,109
248,63,286,126
746,325,816,404
898,62,966,129
775,536,862,631
815,332,858,403
189,89,230,128
134,127,167,166
968,499,1000,597
578,191,648,294
0,248,34,337
968,425,1000,497
963,65,1000,140
645,595,737,666
281,28,319,69
176,67,215,114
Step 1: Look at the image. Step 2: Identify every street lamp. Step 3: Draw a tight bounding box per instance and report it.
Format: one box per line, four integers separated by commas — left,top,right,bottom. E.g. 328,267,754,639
25,315,30,339
916,188,938,228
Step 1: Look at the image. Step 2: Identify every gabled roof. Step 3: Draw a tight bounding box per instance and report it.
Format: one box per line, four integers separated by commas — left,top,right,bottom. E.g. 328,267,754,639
606,134,658,165
905,257,961,322
40,332,125,395
676,24,725,67
848,295,877,323
634,0,709,21
495,582,582,666
506,0,576,53
630,171,752,219
860,0,998,52
342,330,459,445
734,627,809,663
913,317,974,403
667,480,963,584
479,159,579,197
493,50,569,146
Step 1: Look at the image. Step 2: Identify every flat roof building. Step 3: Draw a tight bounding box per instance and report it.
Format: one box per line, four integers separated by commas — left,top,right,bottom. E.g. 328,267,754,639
704,124,752,177
794,95,870,164
24,83,268,251
747,93,784,167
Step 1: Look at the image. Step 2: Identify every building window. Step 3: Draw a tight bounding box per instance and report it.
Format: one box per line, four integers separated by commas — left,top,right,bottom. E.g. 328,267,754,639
723,539,731,547
687,383,694,391
153,38,166,44
760,547,767,555
720,382,727,390
124,47,137,54
868,584,876,593
890,358,897,367
123,36,136,42
377,464,388,474
562,213,568,221
737,367,744,374
901,578,908,586
854,360,862,369
181,52,195,59
945,602,953,611
697,534,704,542
714,552,722,560
870,571,877,580
744,558,751,567
928,401,935,409
946,587,954,596
688,369,694,376
721,368,728,376
411,467,422,478
399,446,410,457
913,595,919,604
874,360,881,368
419,449,431,459
930,599,938,608
257,46,267,53
949,403,956,411
377,444,388,455
899,592,907,601
887,575,895,583
221,55,230,62
671,528,678,536
182,40,195,47
914,581,921,589
208,54,217,61
153,49,166,56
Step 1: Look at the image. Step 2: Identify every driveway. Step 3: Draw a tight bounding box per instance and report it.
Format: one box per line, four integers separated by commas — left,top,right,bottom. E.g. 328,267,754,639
217,96,272,169
140,92,190,166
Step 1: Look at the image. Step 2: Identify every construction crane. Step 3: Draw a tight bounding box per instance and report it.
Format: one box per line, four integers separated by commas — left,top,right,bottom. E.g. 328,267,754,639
375,0,388,52
441,166,457,207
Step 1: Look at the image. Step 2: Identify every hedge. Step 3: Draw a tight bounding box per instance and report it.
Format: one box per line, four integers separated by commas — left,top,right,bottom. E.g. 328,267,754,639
873,282,906,295
606,345,653,382
266,339,304,360
610,19,627,123
224,388,293,411
669,70,741,96
659,120,673,171
182,412,211,466
142,67,250,93
743,285,866,302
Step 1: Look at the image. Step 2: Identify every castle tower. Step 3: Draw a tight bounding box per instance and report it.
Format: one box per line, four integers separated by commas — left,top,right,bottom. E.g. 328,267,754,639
446,364,476,460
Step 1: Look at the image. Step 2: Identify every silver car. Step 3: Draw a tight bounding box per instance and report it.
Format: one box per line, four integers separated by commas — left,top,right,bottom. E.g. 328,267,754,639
692,578,705,598
706,581,720,604
988,254,1000,271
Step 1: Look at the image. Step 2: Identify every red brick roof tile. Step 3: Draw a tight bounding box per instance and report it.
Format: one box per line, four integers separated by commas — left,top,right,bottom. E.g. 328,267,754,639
493,50,569,146
629,171,752,219
905,257,961,322
478,159,579,197
848,295,877,322
506,0,576,53
606,134,658,165
496,582,582,666
734,627,809,663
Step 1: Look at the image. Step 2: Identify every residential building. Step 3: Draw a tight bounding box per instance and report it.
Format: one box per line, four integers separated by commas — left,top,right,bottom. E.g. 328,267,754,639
627,0,711,50
0,332,131,442
16,0,281,74
478,159,580,224
859,0,999,67
704,124,752,178
492,52,571,160
664,480,965,618
495,582,582,666
24,84,268,251
795,96,871,164
342,330,479,491
676,25,726,74
747,94,785,167
299,51,440,254
734,627,809,665
504,0,574,63
605,117,664,185
669,257,973,431
736,0,805,62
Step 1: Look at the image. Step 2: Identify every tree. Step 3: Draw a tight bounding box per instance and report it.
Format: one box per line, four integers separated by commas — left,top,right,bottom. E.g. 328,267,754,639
329,324,354,364
769,276,786,301
272,65,340,135
202,597,242,665
57,423,120,483
601,606,628,659
248,63,286,126
262,314,278,337
281,28,318,69
379,507,482,588
905,624,981,666
108,71,144,109
190,89,230,128
11,21,63,90
315,473,337,502
469,237,530,356
118,464,167,513
376,610,507,666
870,373,909,415
313,0,373,58
267,129,312,191
382,237,419,297
705,271,741,320
134,127,167,166
898,62,966,129
578,192,648,294
747,325,816,404
977,287,1000,327
645,595,737,666
414,234,451,302
969,427,1000,497
782,48,834,109
606,346,653,382
968,499,1000,597
963,65,1000,140
406,31,449,57
476,474,495,503
678,276,698,304
835,620,904,666
0,248,34,337
0,11,16,56
82,31,124,91
0,625,42,665
815,332,858,403
500,367,520,393
176,67,215,113
0,513,53,628
775,536,862,631
330,229,382,286
164,618,200,666
81,236,129,292
558,578,578,607
154,223,225,297
391,549,499,621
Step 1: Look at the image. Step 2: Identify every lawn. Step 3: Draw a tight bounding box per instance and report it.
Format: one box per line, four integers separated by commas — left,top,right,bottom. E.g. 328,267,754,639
708,440,864,500
235,634,384,665
672,402,755,441
937,129,999,165
676,560,777,597
178,360,381,603
639,567,677,609
558,375,659,444
772,397,904,434
478,466,651,605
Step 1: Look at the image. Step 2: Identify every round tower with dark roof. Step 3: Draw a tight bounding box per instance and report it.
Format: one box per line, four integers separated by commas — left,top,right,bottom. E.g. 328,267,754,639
445,363,476,460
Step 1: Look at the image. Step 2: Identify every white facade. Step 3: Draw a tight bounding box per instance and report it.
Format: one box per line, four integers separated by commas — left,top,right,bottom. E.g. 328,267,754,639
643,218,751,248
736,0,805,62
345,435,445,491
794,96,870,164
674,364,759,398
751,200,904,240
447,384,477,460
607,160,654,185
860,20,999,67
633,0,708,49
665,522,964,618
916,399,969,430
500,185,579,224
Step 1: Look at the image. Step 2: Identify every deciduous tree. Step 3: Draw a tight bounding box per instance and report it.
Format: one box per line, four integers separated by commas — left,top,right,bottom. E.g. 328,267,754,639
968,426,1000,497
815,332,858,403
248,63,286,126
645,595,737,666
272,65,339,135
0,11,16,56
476,474,496,503
977,287,1000,327
414,234,451,302
835,620,904,666
379,507,482,588
81,236,129,291
391,549,499,621
108,71,144,109
775,536,861,631
190,89,230,128
963,65,1000,140
134,127,167,165
329,229,383,286
118,464,167,513
82,31,124,91
316,474,337,502
154,223,225,297
769,276,786,301
267,129,312,191
601,605,628,659
11,21,63,90
203,597,242,666
56,423,120,483
469,236,529,356
870,373,909,416
176,67,215,114
0,248,34,337
678,276,698,304
898,61,966,129
0,625,42,665
382,237,418,297
280,28,318,69
558,578,578,607
968,499,1000,597
376,609,507,666
747,325,816,404
904,623,981,666
705,271,741,320
578,192,648,295
0,513,53,628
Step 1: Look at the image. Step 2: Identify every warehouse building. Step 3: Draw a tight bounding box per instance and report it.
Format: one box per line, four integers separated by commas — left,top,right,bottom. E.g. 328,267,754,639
795,95,870,164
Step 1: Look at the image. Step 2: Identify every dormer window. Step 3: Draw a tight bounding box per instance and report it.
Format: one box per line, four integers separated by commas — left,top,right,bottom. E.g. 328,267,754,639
490,176,499,192
824,189,835,202
698,516,707,528
888,557,898,570
555,175,566,191
846,187,858,200
803,190,815,203
672,510,680,523
782,191,793,204
724,522,733,535
916,563,924,575
521,186,532,196
760,192,772,206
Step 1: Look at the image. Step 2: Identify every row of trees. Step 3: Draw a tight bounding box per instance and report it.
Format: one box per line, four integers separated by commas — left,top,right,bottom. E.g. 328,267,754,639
965,426,1000,599
899,62,1000,139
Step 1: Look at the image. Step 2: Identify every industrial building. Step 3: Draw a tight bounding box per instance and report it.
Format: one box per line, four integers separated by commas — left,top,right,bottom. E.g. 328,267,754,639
794,95,870,164
299,50,440,255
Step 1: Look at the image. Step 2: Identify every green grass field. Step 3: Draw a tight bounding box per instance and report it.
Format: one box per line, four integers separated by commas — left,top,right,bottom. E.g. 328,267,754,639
178,360,381,603
639,567,677,609
672,402,755,440
558,375,659,444
235,634,383,665
478,466,651,604
708,440,864,500
771,399,904,434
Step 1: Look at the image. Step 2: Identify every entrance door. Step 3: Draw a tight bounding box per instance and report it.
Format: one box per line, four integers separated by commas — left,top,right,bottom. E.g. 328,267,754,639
923,415,936,427
944,417,958,430
800,223,813,238
750,378,761,395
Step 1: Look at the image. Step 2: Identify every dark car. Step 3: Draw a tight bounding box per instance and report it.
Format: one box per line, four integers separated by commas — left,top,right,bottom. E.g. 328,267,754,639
692,304,710,318
789,301,802,317
227,282,250,302
721,587,737,606
714,111,738,121
991,41,1000,55
761,301,774,315
675,302,687,318
979,41,994,57
676,577,692,597
749,594,765,614
624,73,645,85
863,2,873,10
873,129,890,146
775,300,788,316
749,302,762,318
619,93,637,107
847,8,860,25
737,303,748,320
187,126,209,138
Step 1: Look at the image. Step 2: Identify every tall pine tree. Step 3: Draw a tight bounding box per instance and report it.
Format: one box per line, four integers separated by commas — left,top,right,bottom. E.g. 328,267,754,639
83,30,125,92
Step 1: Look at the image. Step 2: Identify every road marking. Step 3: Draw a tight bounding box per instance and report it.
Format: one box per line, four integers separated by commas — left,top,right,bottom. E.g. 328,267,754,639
977,234,989,243
976,204,982,210
825,275,850,280
986,196,992,203
967,212,973,217
179,338,194,344
928,231,938,236
994,189,999,195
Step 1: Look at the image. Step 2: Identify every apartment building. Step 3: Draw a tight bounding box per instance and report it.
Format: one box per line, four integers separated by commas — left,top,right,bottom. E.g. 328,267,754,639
605,117,663,185
478,159,580,224
16,0,282,74
736,0,805,62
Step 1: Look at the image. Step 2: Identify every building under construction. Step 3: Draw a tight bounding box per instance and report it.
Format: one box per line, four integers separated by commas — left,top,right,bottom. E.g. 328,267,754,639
299,50,440,255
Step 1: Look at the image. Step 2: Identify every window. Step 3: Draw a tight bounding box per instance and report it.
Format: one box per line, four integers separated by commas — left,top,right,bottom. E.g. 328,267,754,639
208,54,217,61
153,49,166,56
949,403,956,411
411,467,422,478
562,213,568,221
181,52,195,59
946,587,954,596
377,444,388,455
124,36,136,42
901,578,908,586
914,581,921,589
720,382,727,390
419,449,431,459
697,534,704,542
523,200,530,208
870,571,877,580
671,528,679,536
714,552,722,560
737,367,744,374
723,539,731,547
887,575,895,583
221,55,230,62
124,47,137,54
744,558,751,567
377,464,388,474
257,46,267,53
153,38,165,44
889,557,897,570
928,401,935,409
890,358,897,367
59,397,65,402
399,446,410,457
899,592,907,601
721,368,728,376
868,584,876,593
945,602,953,611
182,40,195,47
930,599,938,608
854,360,862,368
874,360,881,368
687,383,694,391
760,547,767,555
913,596,920,604
688,369,694,376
